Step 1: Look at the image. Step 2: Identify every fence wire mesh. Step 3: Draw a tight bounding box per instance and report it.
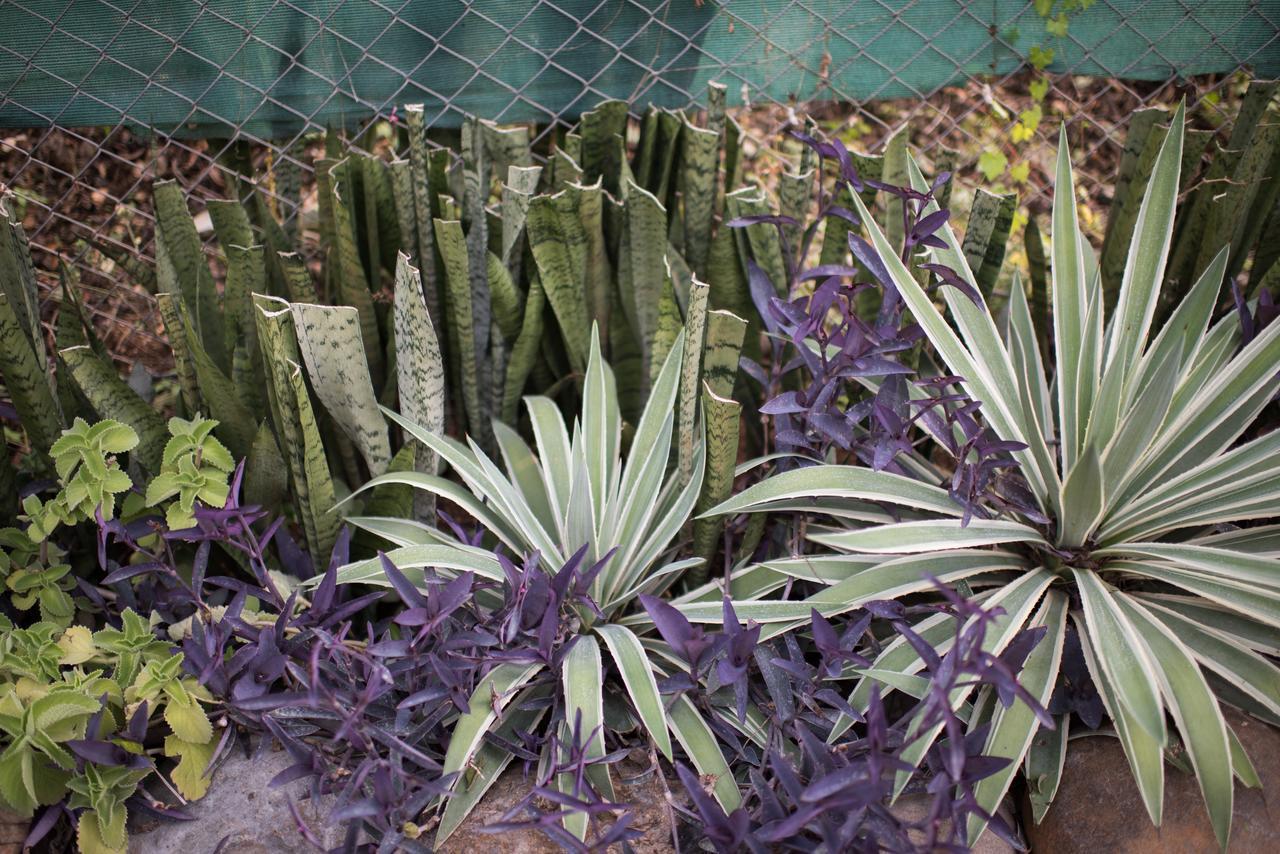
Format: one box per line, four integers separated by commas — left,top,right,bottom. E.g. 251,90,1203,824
1,1,1277,373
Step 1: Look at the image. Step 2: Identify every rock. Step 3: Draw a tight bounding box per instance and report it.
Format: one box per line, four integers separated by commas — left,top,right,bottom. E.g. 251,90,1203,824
1026,712,1280,852
893,794,1018,853
438,753,676,853
128,743,345,853
0,807,26,854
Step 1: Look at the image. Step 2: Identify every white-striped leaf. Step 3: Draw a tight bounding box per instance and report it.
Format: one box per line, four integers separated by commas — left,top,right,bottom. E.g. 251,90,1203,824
810,519,1044,554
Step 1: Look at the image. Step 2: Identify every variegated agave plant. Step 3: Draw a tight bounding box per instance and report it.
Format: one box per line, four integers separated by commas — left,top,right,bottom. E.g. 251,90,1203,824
692,104,1280,848
321,327,741,843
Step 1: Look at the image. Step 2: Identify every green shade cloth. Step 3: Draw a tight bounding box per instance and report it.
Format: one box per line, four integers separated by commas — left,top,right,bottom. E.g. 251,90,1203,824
1,1,1276,136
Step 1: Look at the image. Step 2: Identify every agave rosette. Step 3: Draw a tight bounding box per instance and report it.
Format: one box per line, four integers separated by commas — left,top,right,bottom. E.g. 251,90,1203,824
320,328,742,843
693,104,1280,847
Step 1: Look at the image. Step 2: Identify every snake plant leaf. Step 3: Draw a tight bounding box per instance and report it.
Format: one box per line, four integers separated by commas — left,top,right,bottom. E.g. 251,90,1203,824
501,164,542,279
205,198,253,254
623,180,667,379
0,291,62,454
961,189,1017,299
326,161,383,388
701,309,746,400
389,157,417,264
551,144,583,194
726,185,786,296
276,251,318,304
691,382,741,573
355,154,381,279
723,114,745,196
1170,82,1277,287
708,222,753,333
578,99,628,198
393,253,446,522
243,419,288,511
153,181,224,371
0,202,45,339
481,119,532,177
403,105,442,327
635,107,660,190
87,237,158,294
682,121,720,277
162,296,256,461
155,293,201,415
1211,114,1280,282
651,268,684,389
706,80,727,148
222,243,266,413
821,181,854,274
880,129,910,253
501,270,546,424
550,188,586,287
1024,214,1051,358
650,108,683,205
365,152,402,273
571,180,613,349
54,260,105,358
251,191,296,298
435,217,492,449
291,301,392,476
1248,197,1280,295
255,294,339,570
777,167,812,267
59,346,164,474
526,194,591,372
462,121,495,440
287,354,340,569
678,278,710,485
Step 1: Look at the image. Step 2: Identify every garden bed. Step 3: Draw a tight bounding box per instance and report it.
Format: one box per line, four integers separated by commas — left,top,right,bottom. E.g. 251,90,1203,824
2,78,1279,852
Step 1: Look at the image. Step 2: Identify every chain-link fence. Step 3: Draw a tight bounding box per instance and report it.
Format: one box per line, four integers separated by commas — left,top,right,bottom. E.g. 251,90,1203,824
1,0,1278,370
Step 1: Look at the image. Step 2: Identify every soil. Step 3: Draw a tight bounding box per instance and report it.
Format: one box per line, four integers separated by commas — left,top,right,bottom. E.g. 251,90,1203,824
1026,710,1280,852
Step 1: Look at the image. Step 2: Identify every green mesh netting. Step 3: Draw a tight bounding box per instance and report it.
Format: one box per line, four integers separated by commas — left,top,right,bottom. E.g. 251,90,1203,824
1,1,1277,136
